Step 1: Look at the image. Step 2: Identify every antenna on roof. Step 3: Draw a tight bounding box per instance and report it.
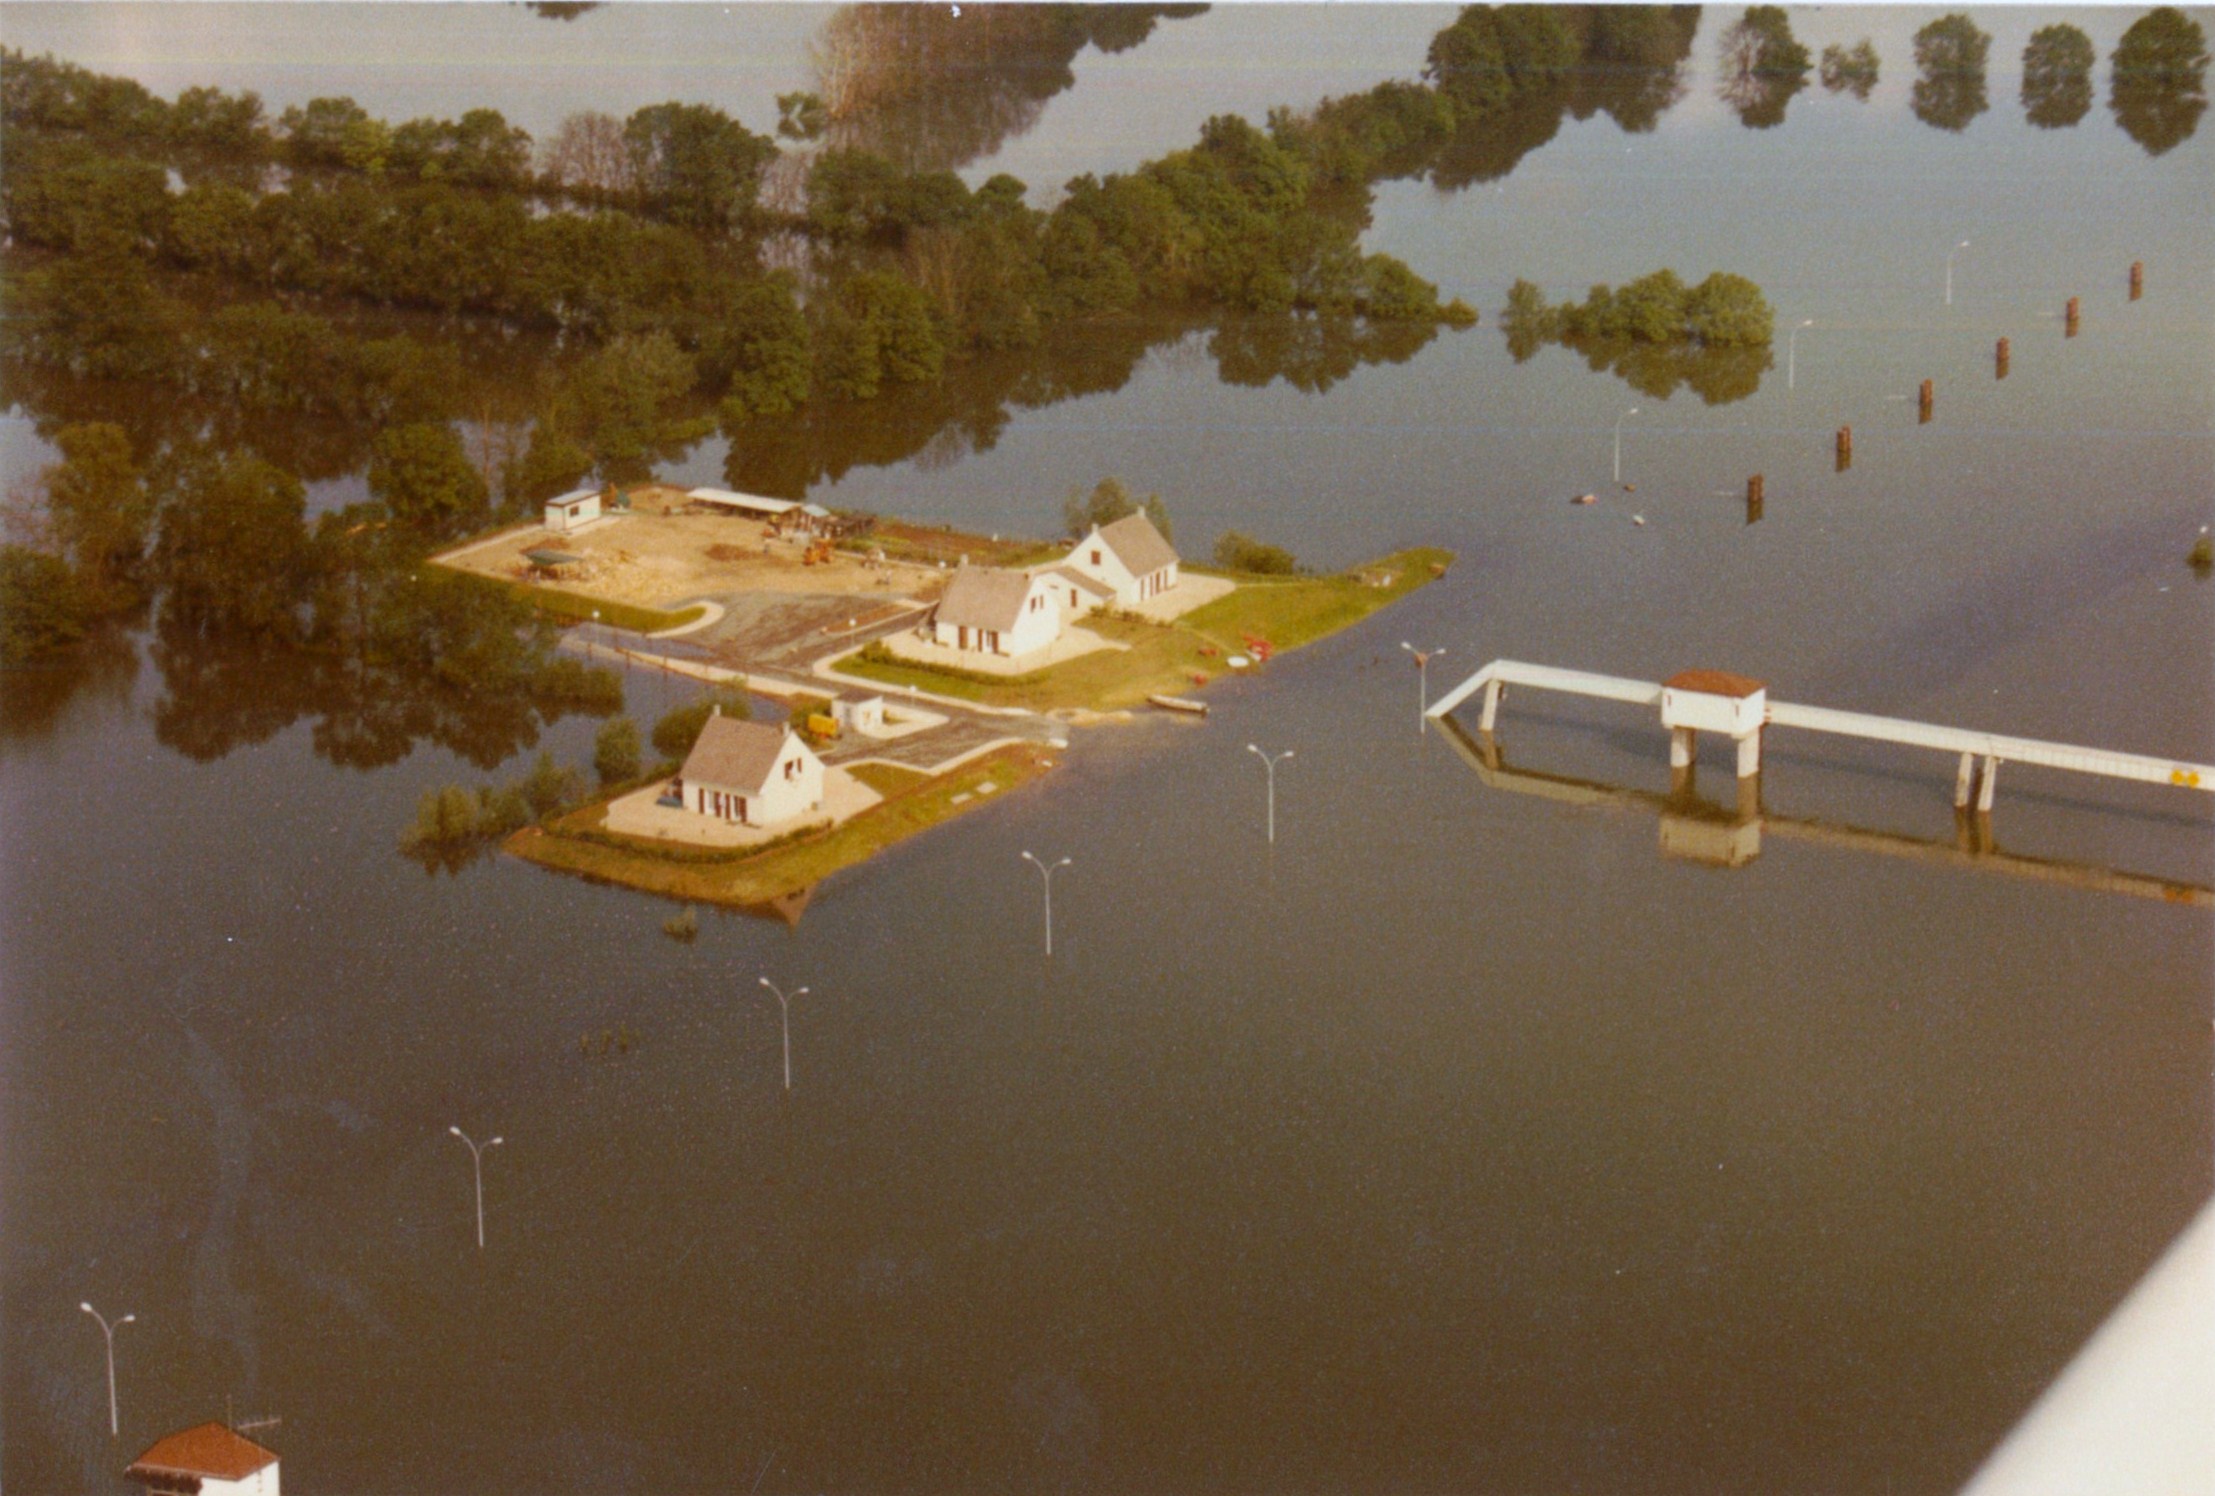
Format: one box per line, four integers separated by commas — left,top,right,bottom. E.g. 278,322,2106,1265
235,1415,283,1434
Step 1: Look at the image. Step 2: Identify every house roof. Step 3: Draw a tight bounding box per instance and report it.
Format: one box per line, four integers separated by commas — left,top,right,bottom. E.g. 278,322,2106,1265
1664,669,1766,698
547,489,598,510
1041,565,1115,599
1094,512,1177,577
687,488,831,519
681,715,799,796
935,567,1043,632
128,1424,278,1482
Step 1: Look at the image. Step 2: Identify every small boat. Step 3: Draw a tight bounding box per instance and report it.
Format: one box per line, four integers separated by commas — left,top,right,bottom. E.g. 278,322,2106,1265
1572,493,1597,506
1148,694,1210,717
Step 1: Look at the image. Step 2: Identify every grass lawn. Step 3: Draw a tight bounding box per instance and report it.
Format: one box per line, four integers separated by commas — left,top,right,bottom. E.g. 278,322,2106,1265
506,743,1051,909
844,761,931,797
463,574,706,635
831,547,1453,713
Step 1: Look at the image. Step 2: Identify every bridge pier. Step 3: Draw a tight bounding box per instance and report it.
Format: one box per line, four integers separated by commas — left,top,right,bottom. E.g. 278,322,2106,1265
1955,751,1977,808
1735,730,1762,780
1479,678,1504,733
1670,727,1697,770
1977,754,2000,814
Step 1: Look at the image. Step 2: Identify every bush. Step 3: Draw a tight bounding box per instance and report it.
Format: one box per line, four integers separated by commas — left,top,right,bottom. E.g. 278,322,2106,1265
477,783,533,836
662,905,700,942
595,715,642,783
533,656,624,713
1214,531,1299,575
652,686,751,759
402,783,480,848
521,751,584,817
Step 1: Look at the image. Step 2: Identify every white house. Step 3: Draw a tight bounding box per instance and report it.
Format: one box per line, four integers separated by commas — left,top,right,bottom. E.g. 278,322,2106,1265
1037,565,1116,621
543,488,601,533
1061,511,1179,607
127,1424,280,1496
929,566,1063,659
677,713,824,829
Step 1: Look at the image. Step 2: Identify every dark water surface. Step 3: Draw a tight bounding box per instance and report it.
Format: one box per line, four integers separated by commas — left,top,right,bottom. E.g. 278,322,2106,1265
5,6,2212,1492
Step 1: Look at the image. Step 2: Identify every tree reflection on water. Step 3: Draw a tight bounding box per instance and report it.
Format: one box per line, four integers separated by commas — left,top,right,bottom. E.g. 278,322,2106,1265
2109,7,2209,157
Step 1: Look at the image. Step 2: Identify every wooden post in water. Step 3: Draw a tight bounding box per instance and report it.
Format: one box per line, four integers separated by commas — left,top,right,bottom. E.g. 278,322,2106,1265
1919,379,1934,424
1746,473,1764,524
1836,425,1853,471
1996,337,2010,379
2130,261,2144,300
2066,296,2081,337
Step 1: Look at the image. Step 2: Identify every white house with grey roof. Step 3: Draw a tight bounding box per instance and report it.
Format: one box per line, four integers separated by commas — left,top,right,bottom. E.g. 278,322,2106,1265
1062,511,1179,607
929,566,1064,659
676,712,823,828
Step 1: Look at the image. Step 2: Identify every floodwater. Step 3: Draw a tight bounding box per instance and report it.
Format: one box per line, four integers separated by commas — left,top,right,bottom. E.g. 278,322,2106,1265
4,6,2212,1492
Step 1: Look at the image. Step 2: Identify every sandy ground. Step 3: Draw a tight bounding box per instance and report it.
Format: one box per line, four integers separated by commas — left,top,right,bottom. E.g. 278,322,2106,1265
1122,573,1237,621
601,766,881,848
870,623,1123,676
436,508,939,609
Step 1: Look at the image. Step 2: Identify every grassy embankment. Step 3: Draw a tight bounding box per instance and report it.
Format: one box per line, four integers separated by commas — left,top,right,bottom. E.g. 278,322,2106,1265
829,547,1454,712
506,743,1050,909
468,574,706,635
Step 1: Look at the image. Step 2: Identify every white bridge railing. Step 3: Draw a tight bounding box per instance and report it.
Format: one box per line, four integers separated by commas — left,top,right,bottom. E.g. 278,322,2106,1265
1426,659,2215,805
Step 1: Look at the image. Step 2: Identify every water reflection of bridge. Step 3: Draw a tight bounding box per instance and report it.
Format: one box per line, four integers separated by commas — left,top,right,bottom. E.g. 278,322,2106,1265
1433,717,2213,908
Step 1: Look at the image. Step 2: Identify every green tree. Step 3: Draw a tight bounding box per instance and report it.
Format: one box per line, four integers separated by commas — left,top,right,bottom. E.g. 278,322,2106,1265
1912,14,1992,132
504,427,594,509
2110,8,2208,157
151,452,313,635
1819,41,1881,100
594,715,642,782
814,272,946,400
552,331,711,482
519,750,585,816
1682,272,1774,348
2021,24,2095,128
652,686,751,759
705,276,813,420
367,422,489,534
0,544,92,664
623,101,776,232
44,422,154,606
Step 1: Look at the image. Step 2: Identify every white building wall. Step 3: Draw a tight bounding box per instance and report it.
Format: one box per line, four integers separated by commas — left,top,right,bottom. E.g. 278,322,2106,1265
544,494,601,533
1062,529,1139,604
202,1463,280,1496
932,581,1061,657
683,740,823,827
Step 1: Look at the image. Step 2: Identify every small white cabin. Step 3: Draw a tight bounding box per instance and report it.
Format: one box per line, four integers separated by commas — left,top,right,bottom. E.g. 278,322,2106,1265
676,714,824,829
1659,670,1768,738
930,567,1062,659
128,1424,280,1496
543,489,601,534
832,695,887,735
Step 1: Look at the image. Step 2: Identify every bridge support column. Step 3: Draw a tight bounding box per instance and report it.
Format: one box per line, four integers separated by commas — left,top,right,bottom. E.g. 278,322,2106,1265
1954,751,1977,808
1976,754,2000,813
1735,729,1762,780
1479,679,1504,733
1670,727,1696,770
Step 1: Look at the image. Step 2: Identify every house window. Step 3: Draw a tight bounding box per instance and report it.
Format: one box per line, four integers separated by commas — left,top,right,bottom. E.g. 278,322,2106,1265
1091,549,1102,566
784,759,798,781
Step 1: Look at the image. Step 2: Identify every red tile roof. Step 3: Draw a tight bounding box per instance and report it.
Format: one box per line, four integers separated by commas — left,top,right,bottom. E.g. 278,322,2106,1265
128,1423,278,1481
1664,669,1766,698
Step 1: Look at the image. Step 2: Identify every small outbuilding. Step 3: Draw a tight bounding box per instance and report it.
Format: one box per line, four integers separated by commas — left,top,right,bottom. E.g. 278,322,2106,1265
543,488,602,534
930,566,1063,659
127,1423,280,1496
832,695,887,735
1062,511,1180,607
686,488,834,533
676,713,824,829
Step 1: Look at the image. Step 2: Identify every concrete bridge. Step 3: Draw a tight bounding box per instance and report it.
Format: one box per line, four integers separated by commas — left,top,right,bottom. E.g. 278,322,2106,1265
1426,659,2215,817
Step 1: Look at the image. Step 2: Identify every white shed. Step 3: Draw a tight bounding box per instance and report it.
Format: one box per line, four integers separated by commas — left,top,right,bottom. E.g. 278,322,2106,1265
930,566,1062,659
128,1424,280,1496
833,695,887,735
677,714,824,829
543,488,601,533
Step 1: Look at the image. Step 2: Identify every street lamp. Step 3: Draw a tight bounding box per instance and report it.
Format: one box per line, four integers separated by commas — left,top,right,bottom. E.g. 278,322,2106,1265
757,977,808,1091
1020,851,1071,956
79,1302,134,1437
1245,744,1294,844
1787,319,1814,389
1613,406,1640,484
1400,642,1445,728
1945,239,1970,306
447,1126,503,1251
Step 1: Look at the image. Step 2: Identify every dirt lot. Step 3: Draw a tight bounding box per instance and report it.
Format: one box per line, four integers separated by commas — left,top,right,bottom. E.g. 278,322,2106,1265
438,501,929,609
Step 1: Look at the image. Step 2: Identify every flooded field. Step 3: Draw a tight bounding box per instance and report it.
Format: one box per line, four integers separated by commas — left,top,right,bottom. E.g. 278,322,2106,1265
3,5,2210,1492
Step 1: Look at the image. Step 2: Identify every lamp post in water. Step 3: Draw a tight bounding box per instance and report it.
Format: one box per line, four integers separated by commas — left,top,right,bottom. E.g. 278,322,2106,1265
79,1303,133,1437
1787,319,1814,389
1246,744,1294,844
1401,642,1445,729
1021,852,1071,956
1613,407,1640,483
1945,239,1970,305
758,977,807,1091
447,1126,502,1250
